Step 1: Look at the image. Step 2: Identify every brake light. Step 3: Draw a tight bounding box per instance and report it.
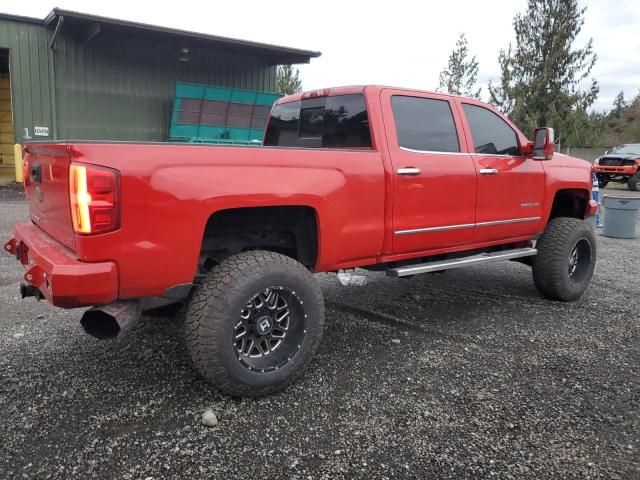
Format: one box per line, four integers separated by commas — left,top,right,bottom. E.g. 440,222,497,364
69,163,120,235
301,88,330,99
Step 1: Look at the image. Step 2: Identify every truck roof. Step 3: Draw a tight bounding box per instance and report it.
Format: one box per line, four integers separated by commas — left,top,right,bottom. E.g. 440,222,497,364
276,85,474,104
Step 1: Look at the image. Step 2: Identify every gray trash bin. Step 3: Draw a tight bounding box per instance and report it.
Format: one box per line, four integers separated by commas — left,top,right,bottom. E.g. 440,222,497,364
601,195,640,239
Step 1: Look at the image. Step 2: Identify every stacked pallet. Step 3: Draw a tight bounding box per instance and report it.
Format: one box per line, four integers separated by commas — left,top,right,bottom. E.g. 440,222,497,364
169,83,280,145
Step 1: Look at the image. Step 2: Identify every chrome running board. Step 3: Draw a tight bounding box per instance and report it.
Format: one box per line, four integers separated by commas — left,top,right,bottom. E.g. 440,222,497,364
386,247,538,277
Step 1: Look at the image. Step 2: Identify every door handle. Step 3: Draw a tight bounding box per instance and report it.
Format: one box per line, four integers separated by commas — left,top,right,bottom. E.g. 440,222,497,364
479,168,498,175
397,167,421,176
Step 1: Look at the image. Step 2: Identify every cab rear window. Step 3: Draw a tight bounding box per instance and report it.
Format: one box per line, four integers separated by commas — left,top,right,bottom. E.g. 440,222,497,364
264,94,372,148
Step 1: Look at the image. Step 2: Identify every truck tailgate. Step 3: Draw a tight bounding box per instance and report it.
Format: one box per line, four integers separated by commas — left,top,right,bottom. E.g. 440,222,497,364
23,144,75,250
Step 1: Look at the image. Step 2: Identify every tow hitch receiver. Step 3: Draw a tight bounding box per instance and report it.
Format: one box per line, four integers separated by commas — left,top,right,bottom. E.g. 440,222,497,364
20,283,44,300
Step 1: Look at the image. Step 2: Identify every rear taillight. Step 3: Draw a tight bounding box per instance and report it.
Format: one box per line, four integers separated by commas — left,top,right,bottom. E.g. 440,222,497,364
69,162,120,235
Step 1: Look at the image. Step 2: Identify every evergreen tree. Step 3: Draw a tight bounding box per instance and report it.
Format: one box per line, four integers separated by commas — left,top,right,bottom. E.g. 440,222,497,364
611,91,627,117
438,33,481,98
488,0,598,146
276,65,302,96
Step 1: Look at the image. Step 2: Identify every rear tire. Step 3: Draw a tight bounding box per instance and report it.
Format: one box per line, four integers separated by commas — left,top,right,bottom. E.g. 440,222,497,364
627,172,639,191
532,217,597,302
185,251,325,396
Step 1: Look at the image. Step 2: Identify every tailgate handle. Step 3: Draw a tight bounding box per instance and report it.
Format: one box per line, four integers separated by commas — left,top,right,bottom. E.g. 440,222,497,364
31,162,42,183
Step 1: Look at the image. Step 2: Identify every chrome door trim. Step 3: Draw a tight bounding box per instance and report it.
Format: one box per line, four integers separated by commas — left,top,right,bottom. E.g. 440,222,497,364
394,222,475,236
394,216,541,236
399,146,460,155
468,152,519,158
476,217,541,227
398,148,521,158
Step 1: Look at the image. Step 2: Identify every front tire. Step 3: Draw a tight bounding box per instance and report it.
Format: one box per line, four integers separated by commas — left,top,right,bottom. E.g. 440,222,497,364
596,174,608,189
627,172,639,191
532,217,597,301
185,251,325,396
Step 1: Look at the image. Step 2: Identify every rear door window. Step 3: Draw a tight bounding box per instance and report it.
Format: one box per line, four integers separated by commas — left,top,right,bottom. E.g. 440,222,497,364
391,96,460,152
264,94,371,148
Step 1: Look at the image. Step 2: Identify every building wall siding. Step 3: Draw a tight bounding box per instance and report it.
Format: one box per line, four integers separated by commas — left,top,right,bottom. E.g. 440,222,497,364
53,30,278,141
0,18,53,143
0,17,279,144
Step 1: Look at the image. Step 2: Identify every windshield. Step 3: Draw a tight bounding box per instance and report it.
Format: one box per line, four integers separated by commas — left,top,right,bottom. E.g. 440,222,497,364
611,144,640,155
264,94,371,148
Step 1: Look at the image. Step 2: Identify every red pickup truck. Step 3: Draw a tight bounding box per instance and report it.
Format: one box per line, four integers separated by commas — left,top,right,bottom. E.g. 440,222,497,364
5,85,598,396
592,143,640,191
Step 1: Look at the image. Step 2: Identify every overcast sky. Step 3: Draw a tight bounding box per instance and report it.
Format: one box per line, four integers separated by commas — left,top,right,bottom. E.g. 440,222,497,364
3,0,638,112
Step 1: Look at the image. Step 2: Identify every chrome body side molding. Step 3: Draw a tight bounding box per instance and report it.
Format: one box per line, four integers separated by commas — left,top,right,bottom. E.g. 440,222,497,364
394,217,541,236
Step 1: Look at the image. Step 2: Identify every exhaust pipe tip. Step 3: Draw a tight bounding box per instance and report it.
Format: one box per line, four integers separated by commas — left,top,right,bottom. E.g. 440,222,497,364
80,309,121,339
81,300,141,340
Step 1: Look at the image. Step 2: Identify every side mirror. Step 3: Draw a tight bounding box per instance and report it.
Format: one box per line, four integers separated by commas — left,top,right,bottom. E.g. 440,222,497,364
532,127,554,160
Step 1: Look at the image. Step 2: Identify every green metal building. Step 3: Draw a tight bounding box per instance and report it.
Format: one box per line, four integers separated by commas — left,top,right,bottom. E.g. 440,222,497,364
0,8,319,182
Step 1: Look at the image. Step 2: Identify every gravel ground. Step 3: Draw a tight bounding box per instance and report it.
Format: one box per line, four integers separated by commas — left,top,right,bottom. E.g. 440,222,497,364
0,184,639,479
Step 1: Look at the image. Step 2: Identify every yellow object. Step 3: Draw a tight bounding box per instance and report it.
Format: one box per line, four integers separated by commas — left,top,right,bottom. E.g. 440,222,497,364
14,143,23,183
